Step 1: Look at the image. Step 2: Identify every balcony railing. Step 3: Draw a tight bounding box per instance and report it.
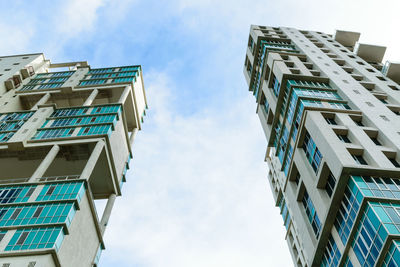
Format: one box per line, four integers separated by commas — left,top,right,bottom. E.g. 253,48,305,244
31,104,121,141
19,71,75,92
78,66,140,87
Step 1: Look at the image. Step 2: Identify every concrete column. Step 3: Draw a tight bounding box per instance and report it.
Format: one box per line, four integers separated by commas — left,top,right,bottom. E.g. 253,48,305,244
83,89,99,106
31,93,50,110
100,193,116,235
129,128,138,147
29,144,60,182
80,140,105,180
118,86,131,103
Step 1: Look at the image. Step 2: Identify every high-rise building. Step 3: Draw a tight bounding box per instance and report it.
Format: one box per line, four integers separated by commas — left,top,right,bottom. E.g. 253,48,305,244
0,53,147,266
243,25,400,266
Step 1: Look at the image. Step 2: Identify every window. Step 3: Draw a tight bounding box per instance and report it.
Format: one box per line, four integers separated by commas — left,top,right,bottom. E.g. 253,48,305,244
370,137,381,146
32,207,43,218
46,186,55,196
379,98,388,104
325,173,336,197
322,235,341,266
388,157,400,168
337,134,351,143
0,203,76,227
0,231,6,242
36,182,85,202
5,227,64,251
10,208,21,220
352,154,368,165
294,173,300,185
355,120,364,126
302,189,321,237
0,210,7,219
303,132,323,173
16,232,28,245
325,117,337,125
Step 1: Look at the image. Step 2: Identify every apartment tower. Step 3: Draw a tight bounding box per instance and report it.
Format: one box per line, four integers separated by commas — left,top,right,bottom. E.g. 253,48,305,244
244,26,400,266
0,53,147,266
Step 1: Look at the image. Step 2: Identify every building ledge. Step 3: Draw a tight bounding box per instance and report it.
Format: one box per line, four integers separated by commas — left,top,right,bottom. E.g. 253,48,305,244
355,43,386,63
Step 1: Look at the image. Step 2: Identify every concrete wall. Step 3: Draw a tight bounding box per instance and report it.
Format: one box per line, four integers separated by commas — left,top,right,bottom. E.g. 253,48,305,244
58,193,101,267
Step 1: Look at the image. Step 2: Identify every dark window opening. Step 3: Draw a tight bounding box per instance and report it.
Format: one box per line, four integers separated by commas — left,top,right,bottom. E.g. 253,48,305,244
46,186,56,196
16,232,29,245
32,207,43,218
25,187,35,198
370,137,381,146
352,154,368,165
325,173,336,197
389,158,400,168
325,118,337,125
337,134,351,143
10,208,22,220
294,173,300,185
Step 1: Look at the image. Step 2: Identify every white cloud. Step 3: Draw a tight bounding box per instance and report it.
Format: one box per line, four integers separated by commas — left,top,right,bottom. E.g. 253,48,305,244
100,70,291,266
56,0,106,37
0,23,35,54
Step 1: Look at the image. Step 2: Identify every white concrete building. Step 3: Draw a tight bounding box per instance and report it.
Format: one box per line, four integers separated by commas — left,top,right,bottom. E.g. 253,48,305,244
244,26,400,266
0,53,147,266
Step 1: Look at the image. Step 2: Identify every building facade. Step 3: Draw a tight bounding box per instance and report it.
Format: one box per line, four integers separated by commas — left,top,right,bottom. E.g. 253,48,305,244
243,26,400,266
0,53,147,266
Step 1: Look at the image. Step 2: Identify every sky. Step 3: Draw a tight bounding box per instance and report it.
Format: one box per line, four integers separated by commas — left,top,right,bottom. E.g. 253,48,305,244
0,0,400,266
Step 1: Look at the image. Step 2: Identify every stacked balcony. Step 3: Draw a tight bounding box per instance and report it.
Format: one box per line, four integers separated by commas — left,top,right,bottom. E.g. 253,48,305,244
252,40,298,99
78,66,140,87
0,111,34,142
32,105,121,141
0,181,85,254
19,71,75,92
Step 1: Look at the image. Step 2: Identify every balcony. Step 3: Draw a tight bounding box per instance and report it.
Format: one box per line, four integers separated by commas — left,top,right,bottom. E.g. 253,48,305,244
19,71,75,92
334,30,360,50
382,61,400,84
77,66,140,87
355,43,386,63
31,105,121,141
0,111,34,142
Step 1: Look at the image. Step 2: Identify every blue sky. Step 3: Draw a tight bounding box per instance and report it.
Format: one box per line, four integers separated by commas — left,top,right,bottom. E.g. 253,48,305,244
1,0,400,266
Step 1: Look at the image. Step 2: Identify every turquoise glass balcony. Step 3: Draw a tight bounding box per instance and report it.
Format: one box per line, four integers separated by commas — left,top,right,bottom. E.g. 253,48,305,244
0,111,34,142
79,66,140,86
383,240,400,266
20,71,75,92
0,185,37,204
252,41,298,98
32,105,120,140
36,182,85,202
332,175,400,266
5,226,64,251
0,202,76,227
